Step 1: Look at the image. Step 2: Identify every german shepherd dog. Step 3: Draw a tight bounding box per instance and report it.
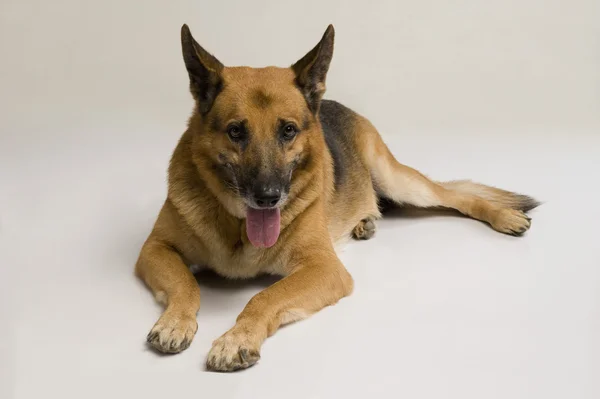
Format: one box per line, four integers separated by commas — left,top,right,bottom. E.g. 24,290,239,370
136,24,539,371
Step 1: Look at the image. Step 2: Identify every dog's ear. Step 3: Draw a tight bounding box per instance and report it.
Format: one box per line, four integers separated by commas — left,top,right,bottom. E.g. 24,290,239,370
181,24,224,114
291,25,335,113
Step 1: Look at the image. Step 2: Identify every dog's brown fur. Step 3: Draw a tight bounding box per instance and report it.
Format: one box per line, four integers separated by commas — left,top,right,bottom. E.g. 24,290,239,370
135,24,539,371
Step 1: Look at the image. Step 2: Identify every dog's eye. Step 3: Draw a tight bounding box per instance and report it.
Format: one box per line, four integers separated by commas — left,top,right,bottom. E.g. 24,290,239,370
227,125,243,141
282,124,298,141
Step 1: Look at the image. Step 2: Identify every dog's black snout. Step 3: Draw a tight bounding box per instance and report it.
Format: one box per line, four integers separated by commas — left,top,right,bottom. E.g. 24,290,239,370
254,187,281,208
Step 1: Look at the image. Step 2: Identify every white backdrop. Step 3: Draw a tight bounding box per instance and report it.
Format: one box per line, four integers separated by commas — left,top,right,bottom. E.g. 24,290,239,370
1,1,599,398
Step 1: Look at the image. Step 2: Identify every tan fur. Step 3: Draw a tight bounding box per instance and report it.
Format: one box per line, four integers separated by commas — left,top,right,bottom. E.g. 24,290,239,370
353,115,536,234
135,24,539,371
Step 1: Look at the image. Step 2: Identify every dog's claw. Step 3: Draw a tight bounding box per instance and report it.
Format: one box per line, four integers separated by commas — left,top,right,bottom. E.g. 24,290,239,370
146,331,158,343
146,313,197,354
352,218,377,240
491,209,532,236
206,329,261,372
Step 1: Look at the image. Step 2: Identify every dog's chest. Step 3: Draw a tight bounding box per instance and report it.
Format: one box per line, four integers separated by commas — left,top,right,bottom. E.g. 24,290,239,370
183,225,284,279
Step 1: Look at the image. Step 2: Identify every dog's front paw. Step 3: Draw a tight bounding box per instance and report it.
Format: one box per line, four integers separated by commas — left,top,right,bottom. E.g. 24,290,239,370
491,209,532,236
146,311,197,354
206,327,261,372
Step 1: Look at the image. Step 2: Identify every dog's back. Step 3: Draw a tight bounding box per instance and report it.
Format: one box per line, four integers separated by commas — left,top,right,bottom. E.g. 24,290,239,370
318,100,380,241
136,24,539,371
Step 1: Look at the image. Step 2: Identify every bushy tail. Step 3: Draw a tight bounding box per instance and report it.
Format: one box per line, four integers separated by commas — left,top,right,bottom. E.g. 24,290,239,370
439,180,540,212
355,115,539,234
355,114,540,223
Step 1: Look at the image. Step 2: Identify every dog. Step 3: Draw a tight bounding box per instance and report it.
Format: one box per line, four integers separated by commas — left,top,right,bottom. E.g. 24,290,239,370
135,24,539,372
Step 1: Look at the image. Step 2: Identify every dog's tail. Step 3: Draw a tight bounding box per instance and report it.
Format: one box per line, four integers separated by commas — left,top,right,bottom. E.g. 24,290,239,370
356,118,540,214
437,180,539,212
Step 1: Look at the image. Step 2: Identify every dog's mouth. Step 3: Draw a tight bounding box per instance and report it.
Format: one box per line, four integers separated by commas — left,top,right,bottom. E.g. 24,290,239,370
245,207,281,248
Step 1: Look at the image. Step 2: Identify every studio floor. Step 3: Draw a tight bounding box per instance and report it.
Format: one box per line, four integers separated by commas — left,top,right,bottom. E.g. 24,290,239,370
3,127,599,398
2,1,599,398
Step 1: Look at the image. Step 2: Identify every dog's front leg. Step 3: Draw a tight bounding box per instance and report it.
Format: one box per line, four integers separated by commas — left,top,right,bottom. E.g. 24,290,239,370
136,239,200,354
206,246,354,371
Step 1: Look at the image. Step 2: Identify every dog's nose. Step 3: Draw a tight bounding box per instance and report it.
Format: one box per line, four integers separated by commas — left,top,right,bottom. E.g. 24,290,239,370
254,187,281,208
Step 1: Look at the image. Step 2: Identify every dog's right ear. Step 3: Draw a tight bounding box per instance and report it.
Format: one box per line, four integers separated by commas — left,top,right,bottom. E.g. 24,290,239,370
181,24,224,114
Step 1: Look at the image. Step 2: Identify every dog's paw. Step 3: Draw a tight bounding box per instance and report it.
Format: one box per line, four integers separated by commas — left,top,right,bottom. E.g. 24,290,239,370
491,209,532,236
352,218,376,240
146,312,197,354
206,328,261,372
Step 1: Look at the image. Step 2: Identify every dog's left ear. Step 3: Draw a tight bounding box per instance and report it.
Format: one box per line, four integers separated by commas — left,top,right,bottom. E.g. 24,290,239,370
291,25,335,113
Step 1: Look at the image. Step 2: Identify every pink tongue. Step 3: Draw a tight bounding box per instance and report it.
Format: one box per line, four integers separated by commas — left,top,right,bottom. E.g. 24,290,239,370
246,208,281,248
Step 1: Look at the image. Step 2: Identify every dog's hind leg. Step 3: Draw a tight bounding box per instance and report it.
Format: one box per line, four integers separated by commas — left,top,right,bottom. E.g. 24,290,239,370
355,120,539,235
352,218,376,240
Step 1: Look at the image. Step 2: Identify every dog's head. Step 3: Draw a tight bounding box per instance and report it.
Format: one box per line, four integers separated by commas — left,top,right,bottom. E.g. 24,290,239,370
181,24,334,248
